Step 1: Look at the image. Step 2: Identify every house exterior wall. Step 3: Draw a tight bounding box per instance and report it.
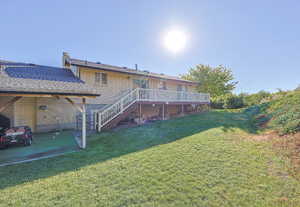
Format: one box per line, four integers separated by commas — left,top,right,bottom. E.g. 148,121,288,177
14,97,37,131
0,96,15,127
77,66,197,105
35,98,77,132
11,97,77,133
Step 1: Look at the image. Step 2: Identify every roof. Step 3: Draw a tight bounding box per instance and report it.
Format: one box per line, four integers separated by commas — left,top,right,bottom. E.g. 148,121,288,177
0,61,99,97
6,66,84,83
69,58,197,85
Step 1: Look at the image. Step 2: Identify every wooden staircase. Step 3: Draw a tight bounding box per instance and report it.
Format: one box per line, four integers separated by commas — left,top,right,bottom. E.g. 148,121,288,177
94,88,210,132
101,102,138,130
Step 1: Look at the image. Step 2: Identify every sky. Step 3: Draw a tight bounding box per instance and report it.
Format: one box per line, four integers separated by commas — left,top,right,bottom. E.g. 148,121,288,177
1,0,300,93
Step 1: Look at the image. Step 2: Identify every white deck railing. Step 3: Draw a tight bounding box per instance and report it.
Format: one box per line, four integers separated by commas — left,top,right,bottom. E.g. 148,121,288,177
95,88,210,131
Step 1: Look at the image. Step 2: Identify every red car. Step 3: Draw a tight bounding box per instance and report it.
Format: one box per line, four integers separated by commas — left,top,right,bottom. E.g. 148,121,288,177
0,126,33,149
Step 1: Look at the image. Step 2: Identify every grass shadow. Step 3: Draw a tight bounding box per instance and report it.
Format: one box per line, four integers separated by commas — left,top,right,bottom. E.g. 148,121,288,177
0,110,258,190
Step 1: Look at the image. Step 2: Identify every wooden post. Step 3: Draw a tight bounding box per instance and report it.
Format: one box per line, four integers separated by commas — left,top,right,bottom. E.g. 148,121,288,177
97,113,102,132
139,103,142,124
82,98,86,149
162,103,165,120
182,104,184,115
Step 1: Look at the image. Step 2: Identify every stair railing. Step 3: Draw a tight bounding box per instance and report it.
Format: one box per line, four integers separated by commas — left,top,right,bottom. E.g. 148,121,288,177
96,88,140,131
96,88,210,131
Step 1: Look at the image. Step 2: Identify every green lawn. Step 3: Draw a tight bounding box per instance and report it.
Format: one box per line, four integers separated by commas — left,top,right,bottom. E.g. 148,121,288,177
0,111,300,206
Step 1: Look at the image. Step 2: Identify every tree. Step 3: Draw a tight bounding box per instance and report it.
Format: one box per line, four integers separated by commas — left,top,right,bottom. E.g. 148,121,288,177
181,64,238,98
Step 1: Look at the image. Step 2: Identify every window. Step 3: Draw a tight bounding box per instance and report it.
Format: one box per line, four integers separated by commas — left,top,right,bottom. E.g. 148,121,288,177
177,84,183,91
185,85,188,91
102,73,107,85
95,73,101,83
159,81,167,90
133,79,149,88
95,72,108,86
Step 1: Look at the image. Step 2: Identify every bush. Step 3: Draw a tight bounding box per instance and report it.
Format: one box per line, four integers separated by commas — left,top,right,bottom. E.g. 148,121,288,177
243,90,272,106
245,91,300,135
211,93,244,109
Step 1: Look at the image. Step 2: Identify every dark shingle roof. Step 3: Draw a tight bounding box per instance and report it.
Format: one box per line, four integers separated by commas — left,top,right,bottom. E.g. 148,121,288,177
0,60,99,96
5,66,84,83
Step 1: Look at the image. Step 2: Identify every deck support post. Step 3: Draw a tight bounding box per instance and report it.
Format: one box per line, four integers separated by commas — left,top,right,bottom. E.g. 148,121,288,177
97,112,102,132
182,104,184,115
139,103,142,124
162,103,165,120
82,98,86,149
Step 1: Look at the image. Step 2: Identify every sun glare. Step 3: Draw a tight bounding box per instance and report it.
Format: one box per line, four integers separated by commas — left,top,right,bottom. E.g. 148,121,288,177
163,29,188,54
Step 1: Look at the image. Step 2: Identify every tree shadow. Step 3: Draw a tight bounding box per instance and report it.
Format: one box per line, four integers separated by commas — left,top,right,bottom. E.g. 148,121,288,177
0,110,258,190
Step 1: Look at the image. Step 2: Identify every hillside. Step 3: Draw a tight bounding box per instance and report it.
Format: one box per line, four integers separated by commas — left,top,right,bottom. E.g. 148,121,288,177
1,111,300,206
246,90,300,135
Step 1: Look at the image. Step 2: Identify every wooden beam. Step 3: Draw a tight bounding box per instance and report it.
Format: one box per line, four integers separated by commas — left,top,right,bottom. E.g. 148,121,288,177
0,93,52,97
0,93,97,98
0,97,22,113
65,97,83,113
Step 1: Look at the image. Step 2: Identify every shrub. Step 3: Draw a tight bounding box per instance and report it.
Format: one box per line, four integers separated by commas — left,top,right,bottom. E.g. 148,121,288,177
211,93,244,109
245,91,300,135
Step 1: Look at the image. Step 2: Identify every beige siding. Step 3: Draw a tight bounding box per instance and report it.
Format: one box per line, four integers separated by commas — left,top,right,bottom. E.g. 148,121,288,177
0,96,15,126
78,66,197,105
14,97,37,131
35,98,77,132
79,67,132,104
12,97,78,133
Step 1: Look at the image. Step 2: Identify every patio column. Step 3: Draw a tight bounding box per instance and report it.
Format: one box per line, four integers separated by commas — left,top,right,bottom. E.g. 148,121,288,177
82,98,86,149
162,103,165,120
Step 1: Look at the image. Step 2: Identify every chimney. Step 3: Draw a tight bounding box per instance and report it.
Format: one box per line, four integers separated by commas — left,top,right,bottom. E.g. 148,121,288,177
135,64,138,71
62,52,71,68
0,65,5,75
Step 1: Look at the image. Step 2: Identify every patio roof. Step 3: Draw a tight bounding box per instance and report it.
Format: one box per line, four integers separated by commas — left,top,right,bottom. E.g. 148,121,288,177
0,61,99,97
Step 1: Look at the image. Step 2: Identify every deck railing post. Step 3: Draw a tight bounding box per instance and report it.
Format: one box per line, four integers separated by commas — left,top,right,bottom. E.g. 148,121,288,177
120,97,124,112
97,113,102,132
82,98,86,149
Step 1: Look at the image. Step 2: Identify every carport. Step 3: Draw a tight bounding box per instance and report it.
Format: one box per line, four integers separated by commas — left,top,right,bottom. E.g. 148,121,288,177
0,92,93,148
0,62,99,150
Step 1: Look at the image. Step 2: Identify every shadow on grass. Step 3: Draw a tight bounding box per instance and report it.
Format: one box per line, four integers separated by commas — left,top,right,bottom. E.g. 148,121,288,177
0,110,257,190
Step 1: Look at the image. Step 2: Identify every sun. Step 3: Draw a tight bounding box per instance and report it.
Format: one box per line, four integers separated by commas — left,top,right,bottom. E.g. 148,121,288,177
163,29,188,53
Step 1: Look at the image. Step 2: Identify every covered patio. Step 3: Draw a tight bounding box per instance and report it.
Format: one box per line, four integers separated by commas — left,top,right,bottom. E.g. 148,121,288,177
0,62,99,161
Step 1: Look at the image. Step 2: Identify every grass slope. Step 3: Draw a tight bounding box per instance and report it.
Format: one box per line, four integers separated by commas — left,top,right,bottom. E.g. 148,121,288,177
1,111,300,206
246,90,300,135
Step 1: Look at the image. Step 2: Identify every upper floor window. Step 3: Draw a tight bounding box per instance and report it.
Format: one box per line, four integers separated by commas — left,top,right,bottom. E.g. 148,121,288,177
185,85,188,91
95,72,108,86
133,79,149,88
177,84,183,91
159,81,167,90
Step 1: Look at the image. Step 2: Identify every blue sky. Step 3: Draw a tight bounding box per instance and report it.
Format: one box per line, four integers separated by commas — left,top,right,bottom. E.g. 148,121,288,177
1,0,300,93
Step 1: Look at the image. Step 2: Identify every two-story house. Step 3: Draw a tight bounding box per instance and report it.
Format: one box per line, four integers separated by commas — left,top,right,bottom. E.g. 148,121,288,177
62,52,210,131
